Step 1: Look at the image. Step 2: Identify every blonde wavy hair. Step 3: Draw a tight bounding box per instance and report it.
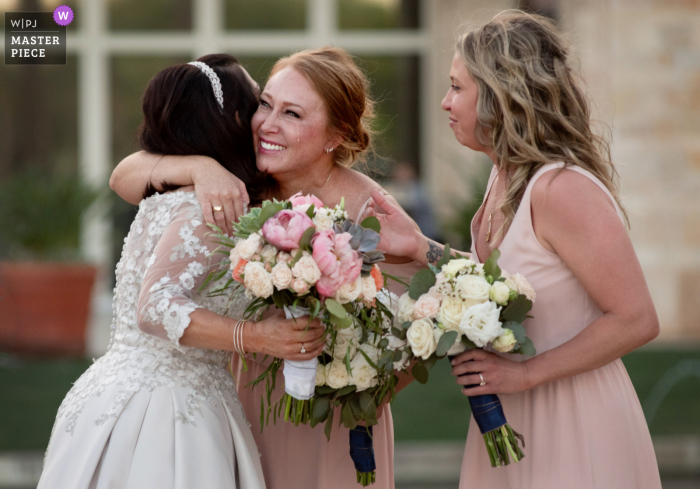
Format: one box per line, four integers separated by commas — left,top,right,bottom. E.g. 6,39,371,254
456,10,628,238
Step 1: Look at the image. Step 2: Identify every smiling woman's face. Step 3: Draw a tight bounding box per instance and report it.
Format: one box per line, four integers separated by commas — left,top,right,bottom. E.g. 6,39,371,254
251,67,338,180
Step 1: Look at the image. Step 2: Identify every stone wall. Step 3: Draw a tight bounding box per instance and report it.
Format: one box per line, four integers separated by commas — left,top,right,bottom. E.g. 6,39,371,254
426,0,700,339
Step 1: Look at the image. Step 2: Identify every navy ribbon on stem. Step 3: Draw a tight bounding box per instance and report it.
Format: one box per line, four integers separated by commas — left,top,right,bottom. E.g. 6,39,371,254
349,426,376,473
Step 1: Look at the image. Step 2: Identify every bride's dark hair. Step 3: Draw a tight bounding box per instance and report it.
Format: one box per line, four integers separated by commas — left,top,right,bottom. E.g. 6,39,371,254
137,53,265,201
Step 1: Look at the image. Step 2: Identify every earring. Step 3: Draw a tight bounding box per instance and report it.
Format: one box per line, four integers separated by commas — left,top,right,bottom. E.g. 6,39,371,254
325,147,334,154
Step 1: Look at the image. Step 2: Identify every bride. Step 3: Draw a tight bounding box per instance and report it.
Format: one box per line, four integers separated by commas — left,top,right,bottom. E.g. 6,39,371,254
37,54,326,489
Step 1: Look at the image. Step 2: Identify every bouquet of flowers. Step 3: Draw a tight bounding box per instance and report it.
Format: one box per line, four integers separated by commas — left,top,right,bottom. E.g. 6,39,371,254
205,193,409,486
397,246,537,467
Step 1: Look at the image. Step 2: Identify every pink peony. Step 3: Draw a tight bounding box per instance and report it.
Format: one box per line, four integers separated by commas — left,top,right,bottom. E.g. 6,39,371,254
312,230,362,297
261,210,314,252
289,192,324,211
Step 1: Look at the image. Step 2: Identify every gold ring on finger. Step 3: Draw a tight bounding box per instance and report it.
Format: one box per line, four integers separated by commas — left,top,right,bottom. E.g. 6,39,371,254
213,205,223,212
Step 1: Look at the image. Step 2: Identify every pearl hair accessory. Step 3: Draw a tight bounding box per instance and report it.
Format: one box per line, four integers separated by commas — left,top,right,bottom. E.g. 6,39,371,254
188,61,224,111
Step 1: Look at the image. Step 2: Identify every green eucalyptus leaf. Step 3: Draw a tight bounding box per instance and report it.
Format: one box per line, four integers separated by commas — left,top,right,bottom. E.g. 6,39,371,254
408,268,437,300
436,330,459,357
312,396,330,423
341,402,359,429
483,248,502,281
517,337,537,357
325,298,348,319
257,202,284,226
502,295,533,323
324,407,334,441
360,216,381,233
298,226,316,252
412,362,429,384
436,243,452,269
305,204,315,218
503,321,526,343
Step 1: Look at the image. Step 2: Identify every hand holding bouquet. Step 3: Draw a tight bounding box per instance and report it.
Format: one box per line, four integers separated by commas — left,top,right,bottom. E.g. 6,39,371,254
398,245,536,467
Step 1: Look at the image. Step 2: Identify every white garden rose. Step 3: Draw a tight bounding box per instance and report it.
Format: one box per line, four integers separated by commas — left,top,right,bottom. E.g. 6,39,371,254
492,328,517,353
512,273,536,302
316,362,327,386
357,343,379,364
441,258,474,278
413,294,441,320
291,278,310,295
312,207,334,231
489,281,511,306
393,350,411,371
238,233,264,260
229,247,241,270
327,326,360,360
349,354,378,392
277,251,292,265
385,331,407,351
438,295,469,332
243,261,274,298
270,262,293,289
292,256,322,284
456,275,491,307
406,318,438,360
335,276,362,304
432,328,467,356
325,360,351,389
397,293,416,324
361,276,377,305
260,244,278,265
501,271,518,293
459,301,503,348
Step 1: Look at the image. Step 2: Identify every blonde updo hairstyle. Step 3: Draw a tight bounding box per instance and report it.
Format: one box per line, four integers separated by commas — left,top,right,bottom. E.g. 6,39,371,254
456,10,627,238
270,47,376,167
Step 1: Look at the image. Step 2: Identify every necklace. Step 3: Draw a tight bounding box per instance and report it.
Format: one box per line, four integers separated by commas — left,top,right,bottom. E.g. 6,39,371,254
485,173,499,243
319,164,335,192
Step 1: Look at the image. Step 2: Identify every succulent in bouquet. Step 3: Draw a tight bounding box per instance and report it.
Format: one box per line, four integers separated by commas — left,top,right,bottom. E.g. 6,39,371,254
397,245,537,468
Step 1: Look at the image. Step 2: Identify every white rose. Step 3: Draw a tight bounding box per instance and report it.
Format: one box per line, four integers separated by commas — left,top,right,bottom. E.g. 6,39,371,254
349,354,378,392
385,331,407,351
292,256,322,284
325,360,350,389
335,276,362,304
243,261,274,298
270,262,293,289
327,326,360,360
441,258,474,278
291,278,310,295
357,343,379,364
393,350,411,371
438,295,469,332
512,273,536,303
277,251,292,265
447,338,467,356
229,247,241,270
406,318,438,360
501,271,518,293
312,208,334,231
456,275,491,307
459,301,503,348
489,281,511,306
492,328,517,353
260,244,278,265
397,293,416,324
238,233,264,260
361,276,377,305
316,362,327,386
413,294,441,320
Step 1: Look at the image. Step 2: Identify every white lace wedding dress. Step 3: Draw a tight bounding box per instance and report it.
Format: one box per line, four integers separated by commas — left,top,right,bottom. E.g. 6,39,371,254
38,191,265,489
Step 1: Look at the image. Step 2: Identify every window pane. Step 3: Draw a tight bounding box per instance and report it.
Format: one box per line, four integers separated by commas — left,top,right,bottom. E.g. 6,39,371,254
225,0,306,30
0,54,78,178
110,55,191,266
109,0,192,31
339,0,420,30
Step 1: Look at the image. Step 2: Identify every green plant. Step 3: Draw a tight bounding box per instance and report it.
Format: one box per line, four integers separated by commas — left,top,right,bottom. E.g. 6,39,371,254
0,169,101,261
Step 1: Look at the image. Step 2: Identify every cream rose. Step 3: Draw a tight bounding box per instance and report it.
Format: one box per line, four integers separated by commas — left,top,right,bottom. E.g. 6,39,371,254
438,295,469,332
456,275,491,308
292,255,322,285
361,276,377,305
349,354,378,392
277,251,292,265
316,362,327,386
243,261,274,298
357,343,379,364
271,262,293,290
291,278,310,295
229,247,241,270
238,233,264,260
492,328,517,353
335,276,362,304
406,318,438,360
397,293,416,324
260,244,278,265
325,360,351,389
489,281,511,306
312,207,334,231
441,258,474,278
512,273,536,302
459,301,503,348
413,294,441,320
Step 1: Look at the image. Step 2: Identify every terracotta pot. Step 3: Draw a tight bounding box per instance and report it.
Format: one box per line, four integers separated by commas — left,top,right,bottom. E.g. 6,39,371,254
0,262,97,356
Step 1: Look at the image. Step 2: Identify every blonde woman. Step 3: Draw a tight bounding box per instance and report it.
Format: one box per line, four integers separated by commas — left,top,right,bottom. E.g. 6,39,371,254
367,11,662,489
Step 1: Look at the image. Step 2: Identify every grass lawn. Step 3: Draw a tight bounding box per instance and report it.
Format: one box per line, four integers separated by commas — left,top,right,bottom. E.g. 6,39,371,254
0,348,698,450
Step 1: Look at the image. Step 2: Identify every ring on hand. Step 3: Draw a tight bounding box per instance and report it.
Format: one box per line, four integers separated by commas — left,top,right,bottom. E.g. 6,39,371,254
300,343,306,354
479,373,485,386
213,205,223,212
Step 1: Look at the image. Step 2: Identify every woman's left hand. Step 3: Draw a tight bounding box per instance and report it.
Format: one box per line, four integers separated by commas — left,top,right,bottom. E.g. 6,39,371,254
451,349,531,396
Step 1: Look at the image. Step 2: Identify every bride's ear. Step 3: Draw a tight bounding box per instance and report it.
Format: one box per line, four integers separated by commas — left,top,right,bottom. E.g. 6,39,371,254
325,131,343,151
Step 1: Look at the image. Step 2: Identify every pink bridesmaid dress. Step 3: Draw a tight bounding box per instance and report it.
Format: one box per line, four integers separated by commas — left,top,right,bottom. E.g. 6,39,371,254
232,194,423,489
459,162,661,488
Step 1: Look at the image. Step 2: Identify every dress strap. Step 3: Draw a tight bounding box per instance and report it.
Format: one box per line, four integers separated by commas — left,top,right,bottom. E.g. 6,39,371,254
356,189,389,223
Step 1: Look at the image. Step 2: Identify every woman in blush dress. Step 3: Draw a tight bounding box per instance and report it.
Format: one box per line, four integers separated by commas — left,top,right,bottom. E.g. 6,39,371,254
38,54,327,489
365,11,662,489
109,47,421,489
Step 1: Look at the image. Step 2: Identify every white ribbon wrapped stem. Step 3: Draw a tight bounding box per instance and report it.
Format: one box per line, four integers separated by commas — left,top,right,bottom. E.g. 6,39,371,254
283,305,318,400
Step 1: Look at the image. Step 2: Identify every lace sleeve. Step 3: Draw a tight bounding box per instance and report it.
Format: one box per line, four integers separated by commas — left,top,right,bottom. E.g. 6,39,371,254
136,199,223,348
